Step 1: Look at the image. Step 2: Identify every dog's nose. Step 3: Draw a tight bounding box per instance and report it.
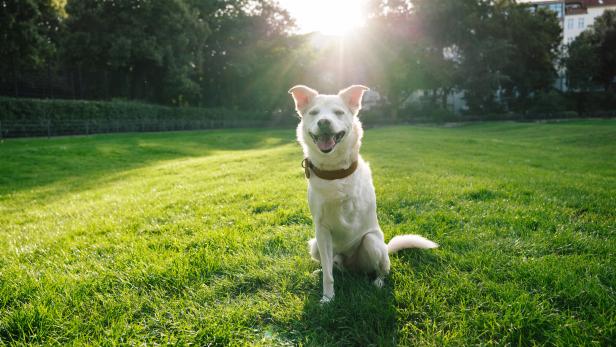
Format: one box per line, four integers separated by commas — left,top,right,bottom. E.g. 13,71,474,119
317,119,331,130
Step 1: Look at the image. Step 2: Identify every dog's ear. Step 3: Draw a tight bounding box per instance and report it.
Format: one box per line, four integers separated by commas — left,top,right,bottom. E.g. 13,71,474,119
288,85,318,115
338,85,369,115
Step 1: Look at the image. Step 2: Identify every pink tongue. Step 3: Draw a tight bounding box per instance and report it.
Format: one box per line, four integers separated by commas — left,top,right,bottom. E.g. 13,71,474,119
317,136,335,151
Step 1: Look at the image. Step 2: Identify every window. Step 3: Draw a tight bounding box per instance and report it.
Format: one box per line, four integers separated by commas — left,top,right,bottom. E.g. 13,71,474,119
548,3,564,18
537,3,564,18
567,18,574,29
578,18,585,28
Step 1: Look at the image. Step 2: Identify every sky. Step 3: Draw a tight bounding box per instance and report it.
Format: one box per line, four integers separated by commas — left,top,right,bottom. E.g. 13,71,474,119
278,0,368,35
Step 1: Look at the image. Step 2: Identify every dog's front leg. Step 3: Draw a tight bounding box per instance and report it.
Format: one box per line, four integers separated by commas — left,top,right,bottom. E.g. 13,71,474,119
316,227,334,303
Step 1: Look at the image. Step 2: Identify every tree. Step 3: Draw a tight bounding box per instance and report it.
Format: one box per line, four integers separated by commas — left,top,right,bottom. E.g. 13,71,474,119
566,10,616,92
411,0,472,111
413,0,561,114
0,0,63,95
62,0,210,104
565,31,600,92
194,0,297,110
360,0,426,119
497,2,561,111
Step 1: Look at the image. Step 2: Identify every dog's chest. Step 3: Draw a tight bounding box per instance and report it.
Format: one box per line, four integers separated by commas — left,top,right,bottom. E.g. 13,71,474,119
318,193,364,248
308,175,375,251
320,194,357,226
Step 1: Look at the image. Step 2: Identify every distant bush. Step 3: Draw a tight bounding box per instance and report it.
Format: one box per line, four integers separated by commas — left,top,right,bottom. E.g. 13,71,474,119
566,91,616,116
0,97,292,138
521,90,616,119
360,105,392,126
364,90,616,124
399,101,458,123
527,91,568,114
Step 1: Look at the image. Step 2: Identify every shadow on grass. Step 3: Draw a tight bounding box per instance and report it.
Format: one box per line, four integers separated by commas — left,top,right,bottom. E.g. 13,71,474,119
0,128,294,198
394,247,444,273
290,271,398,346
286,249,444,346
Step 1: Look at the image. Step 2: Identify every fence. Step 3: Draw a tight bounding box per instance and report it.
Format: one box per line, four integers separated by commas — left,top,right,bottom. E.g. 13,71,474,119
0,96,299,139
0,118,294,139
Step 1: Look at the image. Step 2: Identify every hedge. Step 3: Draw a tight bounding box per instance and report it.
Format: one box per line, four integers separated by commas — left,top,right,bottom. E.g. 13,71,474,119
2,94,614,138
0,97,293,138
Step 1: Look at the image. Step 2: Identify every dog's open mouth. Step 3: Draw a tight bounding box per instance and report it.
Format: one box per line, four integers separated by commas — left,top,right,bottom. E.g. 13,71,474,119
310,131,346,153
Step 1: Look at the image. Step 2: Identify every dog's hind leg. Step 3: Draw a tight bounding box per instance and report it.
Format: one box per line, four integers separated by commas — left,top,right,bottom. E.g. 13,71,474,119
354,231,390,288
333,254,346,271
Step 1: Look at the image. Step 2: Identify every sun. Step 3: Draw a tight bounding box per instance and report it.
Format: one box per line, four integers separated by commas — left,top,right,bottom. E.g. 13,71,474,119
280,0,367,36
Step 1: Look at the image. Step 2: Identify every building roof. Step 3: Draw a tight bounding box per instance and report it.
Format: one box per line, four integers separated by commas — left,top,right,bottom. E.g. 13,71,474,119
564,0,616,15
566,7,588,14
523,0,616,6
568,0,616,8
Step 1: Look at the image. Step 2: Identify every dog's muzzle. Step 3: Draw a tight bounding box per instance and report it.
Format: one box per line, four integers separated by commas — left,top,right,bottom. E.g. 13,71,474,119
309,131,346,153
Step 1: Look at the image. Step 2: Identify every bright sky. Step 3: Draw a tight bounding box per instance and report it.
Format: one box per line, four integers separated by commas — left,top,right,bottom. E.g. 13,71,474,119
278,0,368,36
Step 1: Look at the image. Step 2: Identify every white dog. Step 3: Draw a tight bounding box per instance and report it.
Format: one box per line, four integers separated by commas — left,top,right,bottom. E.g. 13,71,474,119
289,84,438,303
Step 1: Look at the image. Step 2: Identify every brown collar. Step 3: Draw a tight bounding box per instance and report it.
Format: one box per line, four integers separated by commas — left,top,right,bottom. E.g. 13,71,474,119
302,158,358,180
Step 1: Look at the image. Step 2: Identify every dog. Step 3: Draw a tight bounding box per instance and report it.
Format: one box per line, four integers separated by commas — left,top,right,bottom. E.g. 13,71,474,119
289,84,438,303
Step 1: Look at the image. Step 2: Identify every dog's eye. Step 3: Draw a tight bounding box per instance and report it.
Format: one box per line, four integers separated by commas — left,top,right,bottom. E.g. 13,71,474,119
334,110,345,116
308,109,319,116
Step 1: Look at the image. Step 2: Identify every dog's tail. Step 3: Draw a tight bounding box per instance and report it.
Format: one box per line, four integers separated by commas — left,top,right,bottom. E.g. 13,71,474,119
387,235,438,254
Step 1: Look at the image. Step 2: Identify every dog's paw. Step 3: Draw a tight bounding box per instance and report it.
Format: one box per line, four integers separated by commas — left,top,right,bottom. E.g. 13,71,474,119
320,295,334,304
373,277,385,289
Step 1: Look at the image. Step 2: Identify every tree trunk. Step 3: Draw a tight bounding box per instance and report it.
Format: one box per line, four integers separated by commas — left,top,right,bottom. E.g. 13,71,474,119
78,65,84,99
12,56,19,97
441,88,449,110
104,70,109,100
71,70,76,99
130,67,137,100
47,62,53,99
13,69,18,97
391,105,399,121
387,86,401,121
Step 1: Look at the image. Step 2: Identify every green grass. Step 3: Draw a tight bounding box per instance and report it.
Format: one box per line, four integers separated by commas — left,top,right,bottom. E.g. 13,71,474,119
1,120,615,345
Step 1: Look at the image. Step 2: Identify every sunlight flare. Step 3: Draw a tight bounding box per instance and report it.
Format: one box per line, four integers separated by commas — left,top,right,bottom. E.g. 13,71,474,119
280,0,367,36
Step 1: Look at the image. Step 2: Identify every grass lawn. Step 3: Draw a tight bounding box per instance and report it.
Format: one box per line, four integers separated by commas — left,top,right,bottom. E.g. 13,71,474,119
0,120,615,345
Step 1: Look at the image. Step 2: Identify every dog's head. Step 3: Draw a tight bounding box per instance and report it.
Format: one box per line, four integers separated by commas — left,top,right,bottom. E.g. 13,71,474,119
289,85,369,158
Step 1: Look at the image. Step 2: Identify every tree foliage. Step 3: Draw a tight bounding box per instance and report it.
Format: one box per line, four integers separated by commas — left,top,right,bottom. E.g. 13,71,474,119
565,10,616,92
193,0,299,110
410,0,561,113
0,0,608,117
0,0,62,82
62,0,210,104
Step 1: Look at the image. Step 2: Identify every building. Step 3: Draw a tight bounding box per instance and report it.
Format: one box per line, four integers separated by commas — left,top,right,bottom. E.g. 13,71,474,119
527,0,616,45
527,0,616,90
562,0,616,44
